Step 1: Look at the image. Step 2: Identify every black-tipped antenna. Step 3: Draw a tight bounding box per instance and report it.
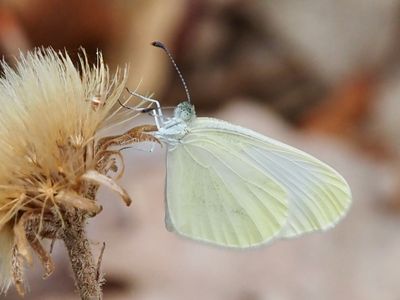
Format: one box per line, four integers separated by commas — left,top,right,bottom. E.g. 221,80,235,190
151,41,191,104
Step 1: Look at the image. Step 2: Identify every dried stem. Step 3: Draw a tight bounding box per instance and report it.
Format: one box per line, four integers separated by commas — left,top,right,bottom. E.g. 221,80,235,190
61,210,102,300
19,208,104,299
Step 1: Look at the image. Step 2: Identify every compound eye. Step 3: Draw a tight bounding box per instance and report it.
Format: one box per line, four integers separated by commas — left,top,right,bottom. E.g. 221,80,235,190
174,102,195,121
181,111,190,121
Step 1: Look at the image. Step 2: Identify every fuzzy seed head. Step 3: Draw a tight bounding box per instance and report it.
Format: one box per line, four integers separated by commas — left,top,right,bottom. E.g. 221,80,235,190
0,48,141,292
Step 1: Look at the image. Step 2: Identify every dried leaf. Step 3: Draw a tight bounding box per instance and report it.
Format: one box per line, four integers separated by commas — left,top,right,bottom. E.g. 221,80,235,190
27,237,54,279
81,170,132,206
11,246,25,297
96,150,125,180
97,124,160,151
55,191,102,215
301,73,375,135
13,213,33,266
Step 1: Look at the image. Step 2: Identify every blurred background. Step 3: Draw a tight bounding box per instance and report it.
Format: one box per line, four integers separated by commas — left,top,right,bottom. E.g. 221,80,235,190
2,0,400,299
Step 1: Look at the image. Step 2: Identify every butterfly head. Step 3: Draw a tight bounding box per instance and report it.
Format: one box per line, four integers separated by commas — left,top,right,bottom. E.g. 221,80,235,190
174,101,196,122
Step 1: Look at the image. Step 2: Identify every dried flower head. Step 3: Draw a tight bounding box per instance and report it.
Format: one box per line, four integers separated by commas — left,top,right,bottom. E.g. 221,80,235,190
0,48,157,297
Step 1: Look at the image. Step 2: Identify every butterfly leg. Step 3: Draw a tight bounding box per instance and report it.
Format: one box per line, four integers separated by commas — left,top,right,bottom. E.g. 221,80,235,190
125,88,164,129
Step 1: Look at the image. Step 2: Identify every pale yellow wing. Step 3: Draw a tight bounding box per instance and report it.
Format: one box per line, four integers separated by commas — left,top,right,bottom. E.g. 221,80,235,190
165,127,289,248
184,118,352,239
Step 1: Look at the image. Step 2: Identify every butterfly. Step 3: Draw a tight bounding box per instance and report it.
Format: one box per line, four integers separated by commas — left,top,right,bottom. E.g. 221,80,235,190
129,41,352,248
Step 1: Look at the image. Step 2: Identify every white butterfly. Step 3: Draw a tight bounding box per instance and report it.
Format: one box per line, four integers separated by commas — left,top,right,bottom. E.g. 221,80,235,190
128,41,352,248
148,101,352,248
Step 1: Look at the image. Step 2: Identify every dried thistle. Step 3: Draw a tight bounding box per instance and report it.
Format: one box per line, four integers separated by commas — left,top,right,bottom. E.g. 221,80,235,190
0,48,158,299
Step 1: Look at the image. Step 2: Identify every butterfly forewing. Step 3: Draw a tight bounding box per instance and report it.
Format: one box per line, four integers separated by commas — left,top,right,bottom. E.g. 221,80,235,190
166,128,289,248
186,118,352,239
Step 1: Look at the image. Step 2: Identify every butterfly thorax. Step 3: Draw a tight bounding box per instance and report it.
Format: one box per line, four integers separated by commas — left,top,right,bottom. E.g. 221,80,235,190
154,101,196,146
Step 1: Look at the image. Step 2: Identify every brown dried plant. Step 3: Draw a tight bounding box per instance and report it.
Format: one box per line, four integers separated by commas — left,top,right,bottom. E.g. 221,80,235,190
0,48,158,299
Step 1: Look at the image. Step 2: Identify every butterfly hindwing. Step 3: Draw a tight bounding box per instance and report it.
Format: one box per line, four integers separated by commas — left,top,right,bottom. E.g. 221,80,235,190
185,118,352,239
